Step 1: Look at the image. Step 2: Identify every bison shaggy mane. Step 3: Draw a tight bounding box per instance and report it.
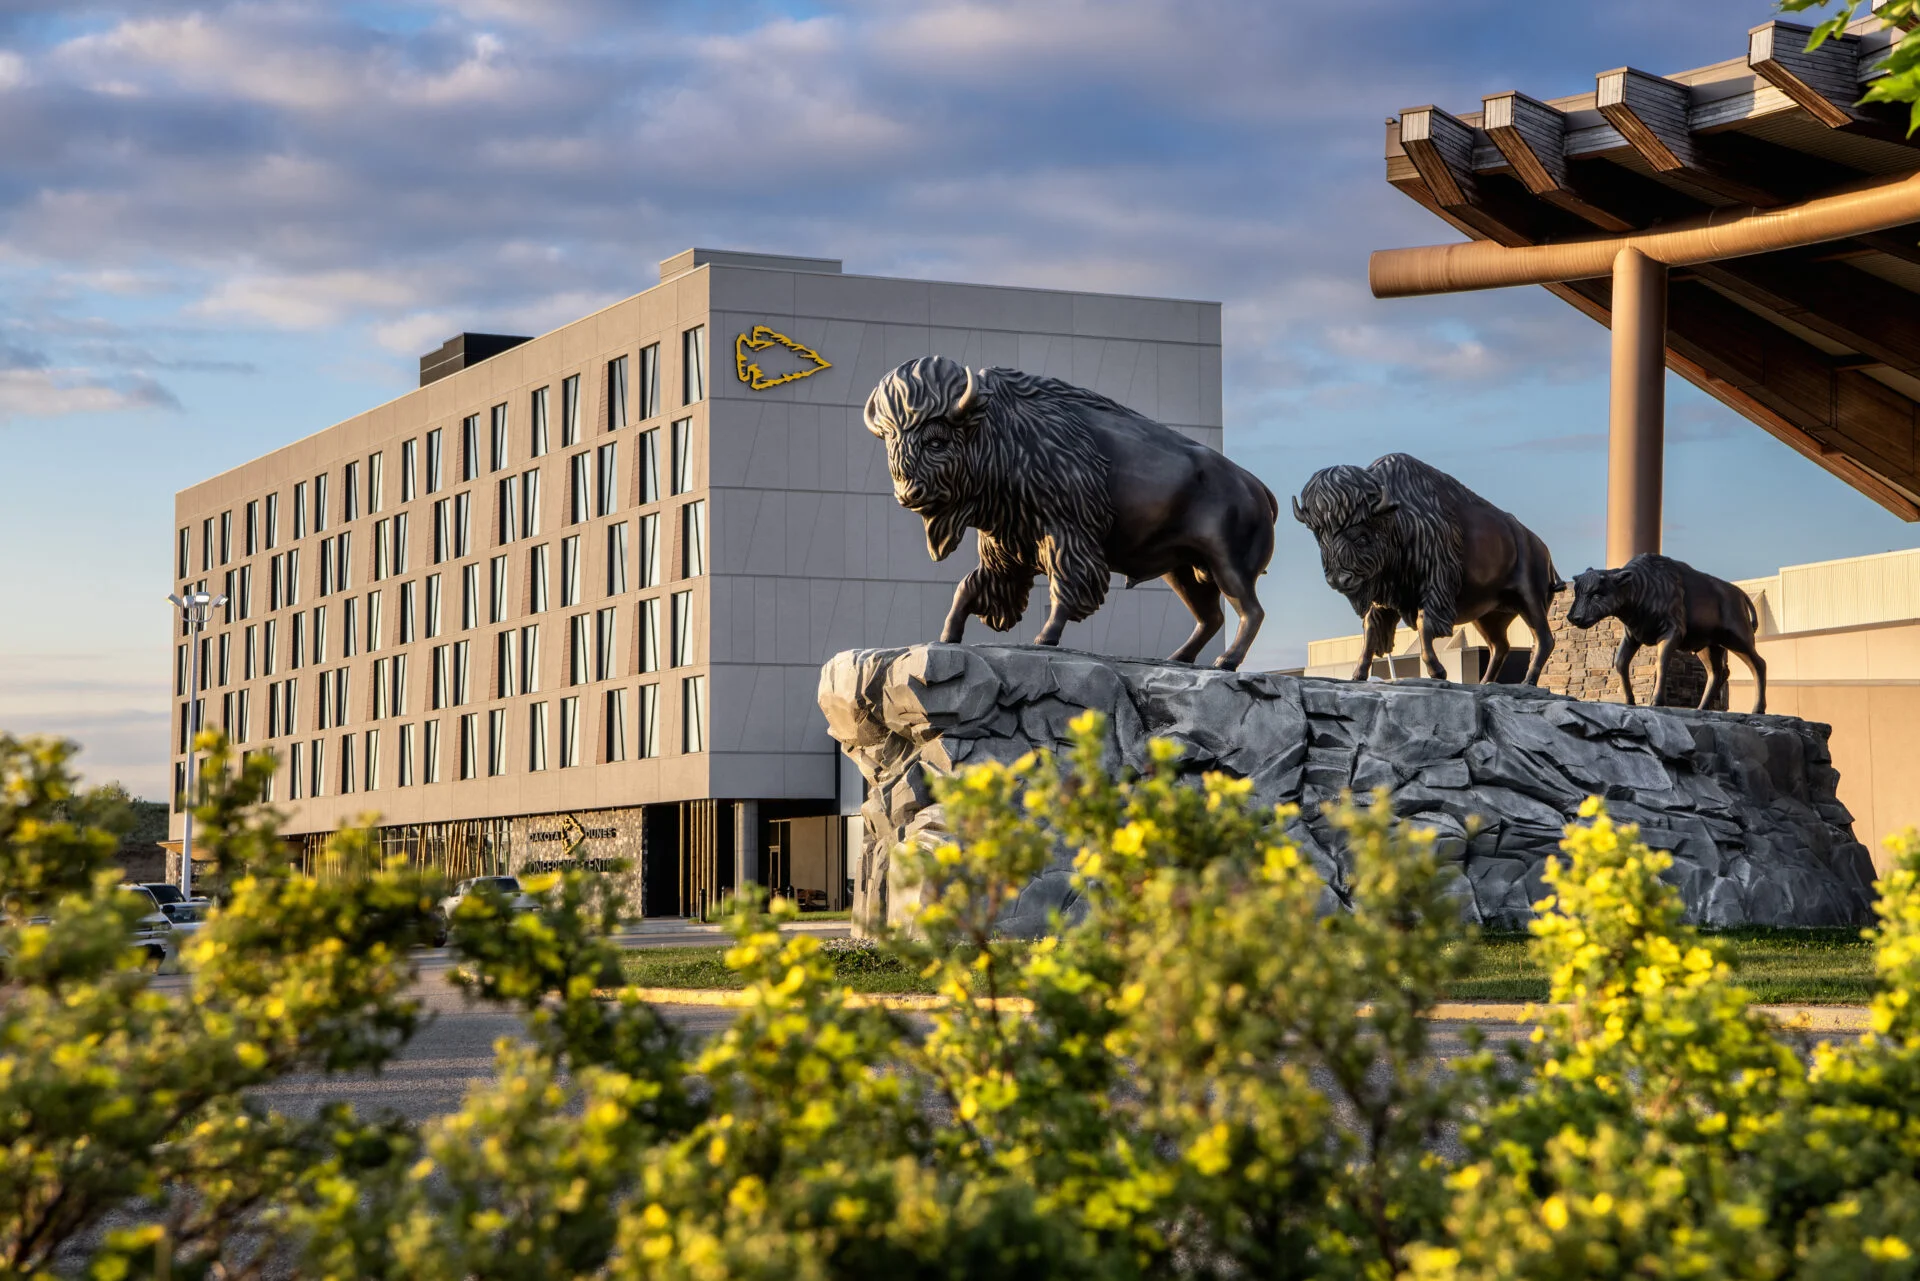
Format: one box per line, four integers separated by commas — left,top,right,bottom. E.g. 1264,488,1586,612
1294,453,1475,635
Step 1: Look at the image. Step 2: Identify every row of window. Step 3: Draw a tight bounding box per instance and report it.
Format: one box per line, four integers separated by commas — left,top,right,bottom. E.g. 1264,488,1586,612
176,677,706,808
178,329,708,580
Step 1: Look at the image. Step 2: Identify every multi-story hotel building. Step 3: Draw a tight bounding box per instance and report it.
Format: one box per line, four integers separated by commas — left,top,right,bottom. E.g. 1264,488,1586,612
169,248,1224,916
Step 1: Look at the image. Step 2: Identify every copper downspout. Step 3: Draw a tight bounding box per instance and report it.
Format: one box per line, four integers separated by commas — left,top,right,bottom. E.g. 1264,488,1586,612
1369,166,1920,297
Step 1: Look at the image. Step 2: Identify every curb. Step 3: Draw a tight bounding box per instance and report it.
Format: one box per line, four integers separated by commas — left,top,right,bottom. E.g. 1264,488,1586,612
606,989,1876,1031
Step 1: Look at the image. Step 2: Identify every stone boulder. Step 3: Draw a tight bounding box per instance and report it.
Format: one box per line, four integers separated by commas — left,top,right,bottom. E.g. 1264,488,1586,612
818,643,1877,937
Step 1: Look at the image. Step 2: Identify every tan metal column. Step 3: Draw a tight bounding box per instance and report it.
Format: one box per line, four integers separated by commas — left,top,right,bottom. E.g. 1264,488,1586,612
1606,246,1667,567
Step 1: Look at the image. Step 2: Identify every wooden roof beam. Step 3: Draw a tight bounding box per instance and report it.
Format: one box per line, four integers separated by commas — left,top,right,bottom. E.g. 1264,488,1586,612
1596,67,1782,206
1398,106,1478,209
1482,91,1637,231
1749,20,1861,129
1694,254,1920,377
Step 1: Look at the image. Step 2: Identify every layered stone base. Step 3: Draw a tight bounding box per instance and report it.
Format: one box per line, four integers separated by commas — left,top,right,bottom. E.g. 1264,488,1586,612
820,644,1875,937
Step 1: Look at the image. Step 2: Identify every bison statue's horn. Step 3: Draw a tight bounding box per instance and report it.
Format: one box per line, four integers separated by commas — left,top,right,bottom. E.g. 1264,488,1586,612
1373,490,1397,515
951,365,977,420
1290,495,1306,524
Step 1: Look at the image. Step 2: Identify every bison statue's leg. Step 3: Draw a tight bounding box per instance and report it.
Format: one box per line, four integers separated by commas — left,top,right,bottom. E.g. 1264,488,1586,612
1162,565,1224,665
939,574,980,644
1649,633,1682,707
1612,633,1642,705
1207,560,1266,672
1351,606,1400,681
1733,641,1767,715
1473,611,1516,684
1701,645,1730,711
1417,614,1448,680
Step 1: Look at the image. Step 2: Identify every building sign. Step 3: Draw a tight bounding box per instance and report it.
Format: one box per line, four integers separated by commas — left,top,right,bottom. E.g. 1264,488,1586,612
734,325,831,390
527,812,617,845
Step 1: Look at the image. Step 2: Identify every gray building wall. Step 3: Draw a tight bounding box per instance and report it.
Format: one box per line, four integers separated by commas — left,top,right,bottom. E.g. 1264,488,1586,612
701,262,1224,801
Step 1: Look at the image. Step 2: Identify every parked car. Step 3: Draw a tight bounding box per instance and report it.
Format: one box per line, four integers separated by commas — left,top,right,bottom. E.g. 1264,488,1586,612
159,899,211,958
433,876,540,947
120,886,179,970
140,882,186,908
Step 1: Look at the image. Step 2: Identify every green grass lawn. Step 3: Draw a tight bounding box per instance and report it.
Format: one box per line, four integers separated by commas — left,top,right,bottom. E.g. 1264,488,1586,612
621,928,1878,1005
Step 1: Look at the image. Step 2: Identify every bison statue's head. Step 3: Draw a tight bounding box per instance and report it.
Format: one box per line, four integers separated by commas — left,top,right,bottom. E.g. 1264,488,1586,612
865,355,987,561
1292,464,1398,597
1566,568,1620,629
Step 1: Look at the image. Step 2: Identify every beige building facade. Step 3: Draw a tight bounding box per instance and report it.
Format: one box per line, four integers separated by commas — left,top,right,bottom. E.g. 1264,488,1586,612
170,248,1224,914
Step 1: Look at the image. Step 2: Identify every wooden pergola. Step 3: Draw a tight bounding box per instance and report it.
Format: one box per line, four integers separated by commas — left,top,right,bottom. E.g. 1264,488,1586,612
1374,12,1920,566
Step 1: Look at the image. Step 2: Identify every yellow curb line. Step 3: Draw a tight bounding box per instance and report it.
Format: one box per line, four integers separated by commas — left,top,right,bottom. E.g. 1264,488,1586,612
605,989,1874,1031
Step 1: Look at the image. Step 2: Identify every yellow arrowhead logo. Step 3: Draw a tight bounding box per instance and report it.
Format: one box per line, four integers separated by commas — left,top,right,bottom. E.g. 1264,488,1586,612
734,325,831,390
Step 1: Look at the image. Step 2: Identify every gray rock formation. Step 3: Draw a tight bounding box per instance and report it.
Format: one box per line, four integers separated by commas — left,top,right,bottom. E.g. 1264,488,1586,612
819,643,1878,937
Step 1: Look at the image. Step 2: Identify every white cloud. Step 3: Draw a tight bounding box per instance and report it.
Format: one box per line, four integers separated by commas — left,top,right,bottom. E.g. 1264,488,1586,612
0,367,177,421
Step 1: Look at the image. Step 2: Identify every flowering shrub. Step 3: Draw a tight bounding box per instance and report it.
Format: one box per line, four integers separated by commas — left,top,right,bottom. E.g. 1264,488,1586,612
7,715,1920,1278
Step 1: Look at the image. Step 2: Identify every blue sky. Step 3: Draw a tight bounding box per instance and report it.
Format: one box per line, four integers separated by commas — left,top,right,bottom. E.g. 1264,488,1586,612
1,0,1910,798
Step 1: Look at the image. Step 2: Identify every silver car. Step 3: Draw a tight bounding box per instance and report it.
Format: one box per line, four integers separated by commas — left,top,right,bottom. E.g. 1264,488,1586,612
432,876,540,947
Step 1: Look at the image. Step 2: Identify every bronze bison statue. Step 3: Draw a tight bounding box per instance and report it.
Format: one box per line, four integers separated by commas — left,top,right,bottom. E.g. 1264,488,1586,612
864,355,1279,670
1294,453,1563,685
1567,553,1767,713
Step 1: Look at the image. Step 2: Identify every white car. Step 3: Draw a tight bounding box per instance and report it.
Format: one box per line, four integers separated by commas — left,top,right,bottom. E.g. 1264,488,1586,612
120,886,181,971
432,876,540,946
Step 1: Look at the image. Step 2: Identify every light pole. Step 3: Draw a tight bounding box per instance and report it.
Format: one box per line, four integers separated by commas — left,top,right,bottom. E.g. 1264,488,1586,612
167,589,225,899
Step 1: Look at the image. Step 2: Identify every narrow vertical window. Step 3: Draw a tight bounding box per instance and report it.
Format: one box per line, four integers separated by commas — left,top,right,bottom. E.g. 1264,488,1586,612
604,688,627,762
342,596,358,658
340,732,356,794
424,718,441,784
399,581,417,644
490,402,509,472
366,589,382,652
319,540,334,597
220,511,233,565
596,442,618,517
682,675,705,753
432,645,449,710
291,611,306,669
393,511,409,574
670,419,694,495
374,659,389,720
293,482,308,539
286,548,300,604
459,713,478,779
310,737,326,797
488,708,507,776
425,574,442,638
638,513,660,588
373,518,391,580
367,451,384,513
202,518,214,572
568,453,590,524
177,527,190,580
314,472,329,532
433,499,450,564
245,501,259,556
637,428,660,504
313,605,328,664
461,414,480,482
595,607,617,681
263,619,278,676
638,683,660,758
497,475,519,544
402,438,419,502
496,630,516,699
560,536,581,606
453,639,471,705
342,461,359,522
398,722,415,786
521,469,541,538
454,492,471,559
638,598,661,673
639,343,660,419
519,625,540,694
529,544,550,613
530,386,550,457
681,501,706,578
462,563,480,630
569,614,589,686
218,633,231,686
608,355,628,430
561,373,581,447
265,493,279,549
528,702,549,771
289,742,304,799
364,728,380,790
606,522,628,595
392,653,408,715
238,565,252,619
490,555,509,624
682,326,706,404
244,625,258,680
559,696,580,768
671,590,694,667
337,530,352,590
426,428,444,493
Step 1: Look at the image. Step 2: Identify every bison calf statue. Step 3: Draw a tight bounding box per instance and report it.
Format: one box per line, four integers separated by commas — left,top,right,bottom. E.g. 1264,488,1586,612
1567,553,1767,714
865,356,1279,670
1294,453,1563,685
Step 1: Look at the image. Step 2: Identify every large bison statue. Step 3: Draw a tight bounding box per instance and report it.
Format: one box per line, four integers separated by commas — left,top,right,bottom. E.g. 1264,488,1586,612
1567,553,1767,713
1294,453,1563,685
864,355,1279,670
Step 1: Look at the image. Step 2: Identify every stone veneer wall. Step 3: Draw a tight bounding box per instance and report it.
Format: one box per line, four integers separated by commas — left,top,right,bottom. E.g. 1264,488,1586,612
821,643,1875,938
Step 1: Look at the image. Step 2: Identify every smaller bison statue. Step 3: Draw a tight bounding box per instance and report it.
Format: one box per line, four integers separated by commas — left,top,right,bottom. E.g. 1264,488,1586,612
1566,553,1767,714
865,356,1279,670
1294,453,1562,685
